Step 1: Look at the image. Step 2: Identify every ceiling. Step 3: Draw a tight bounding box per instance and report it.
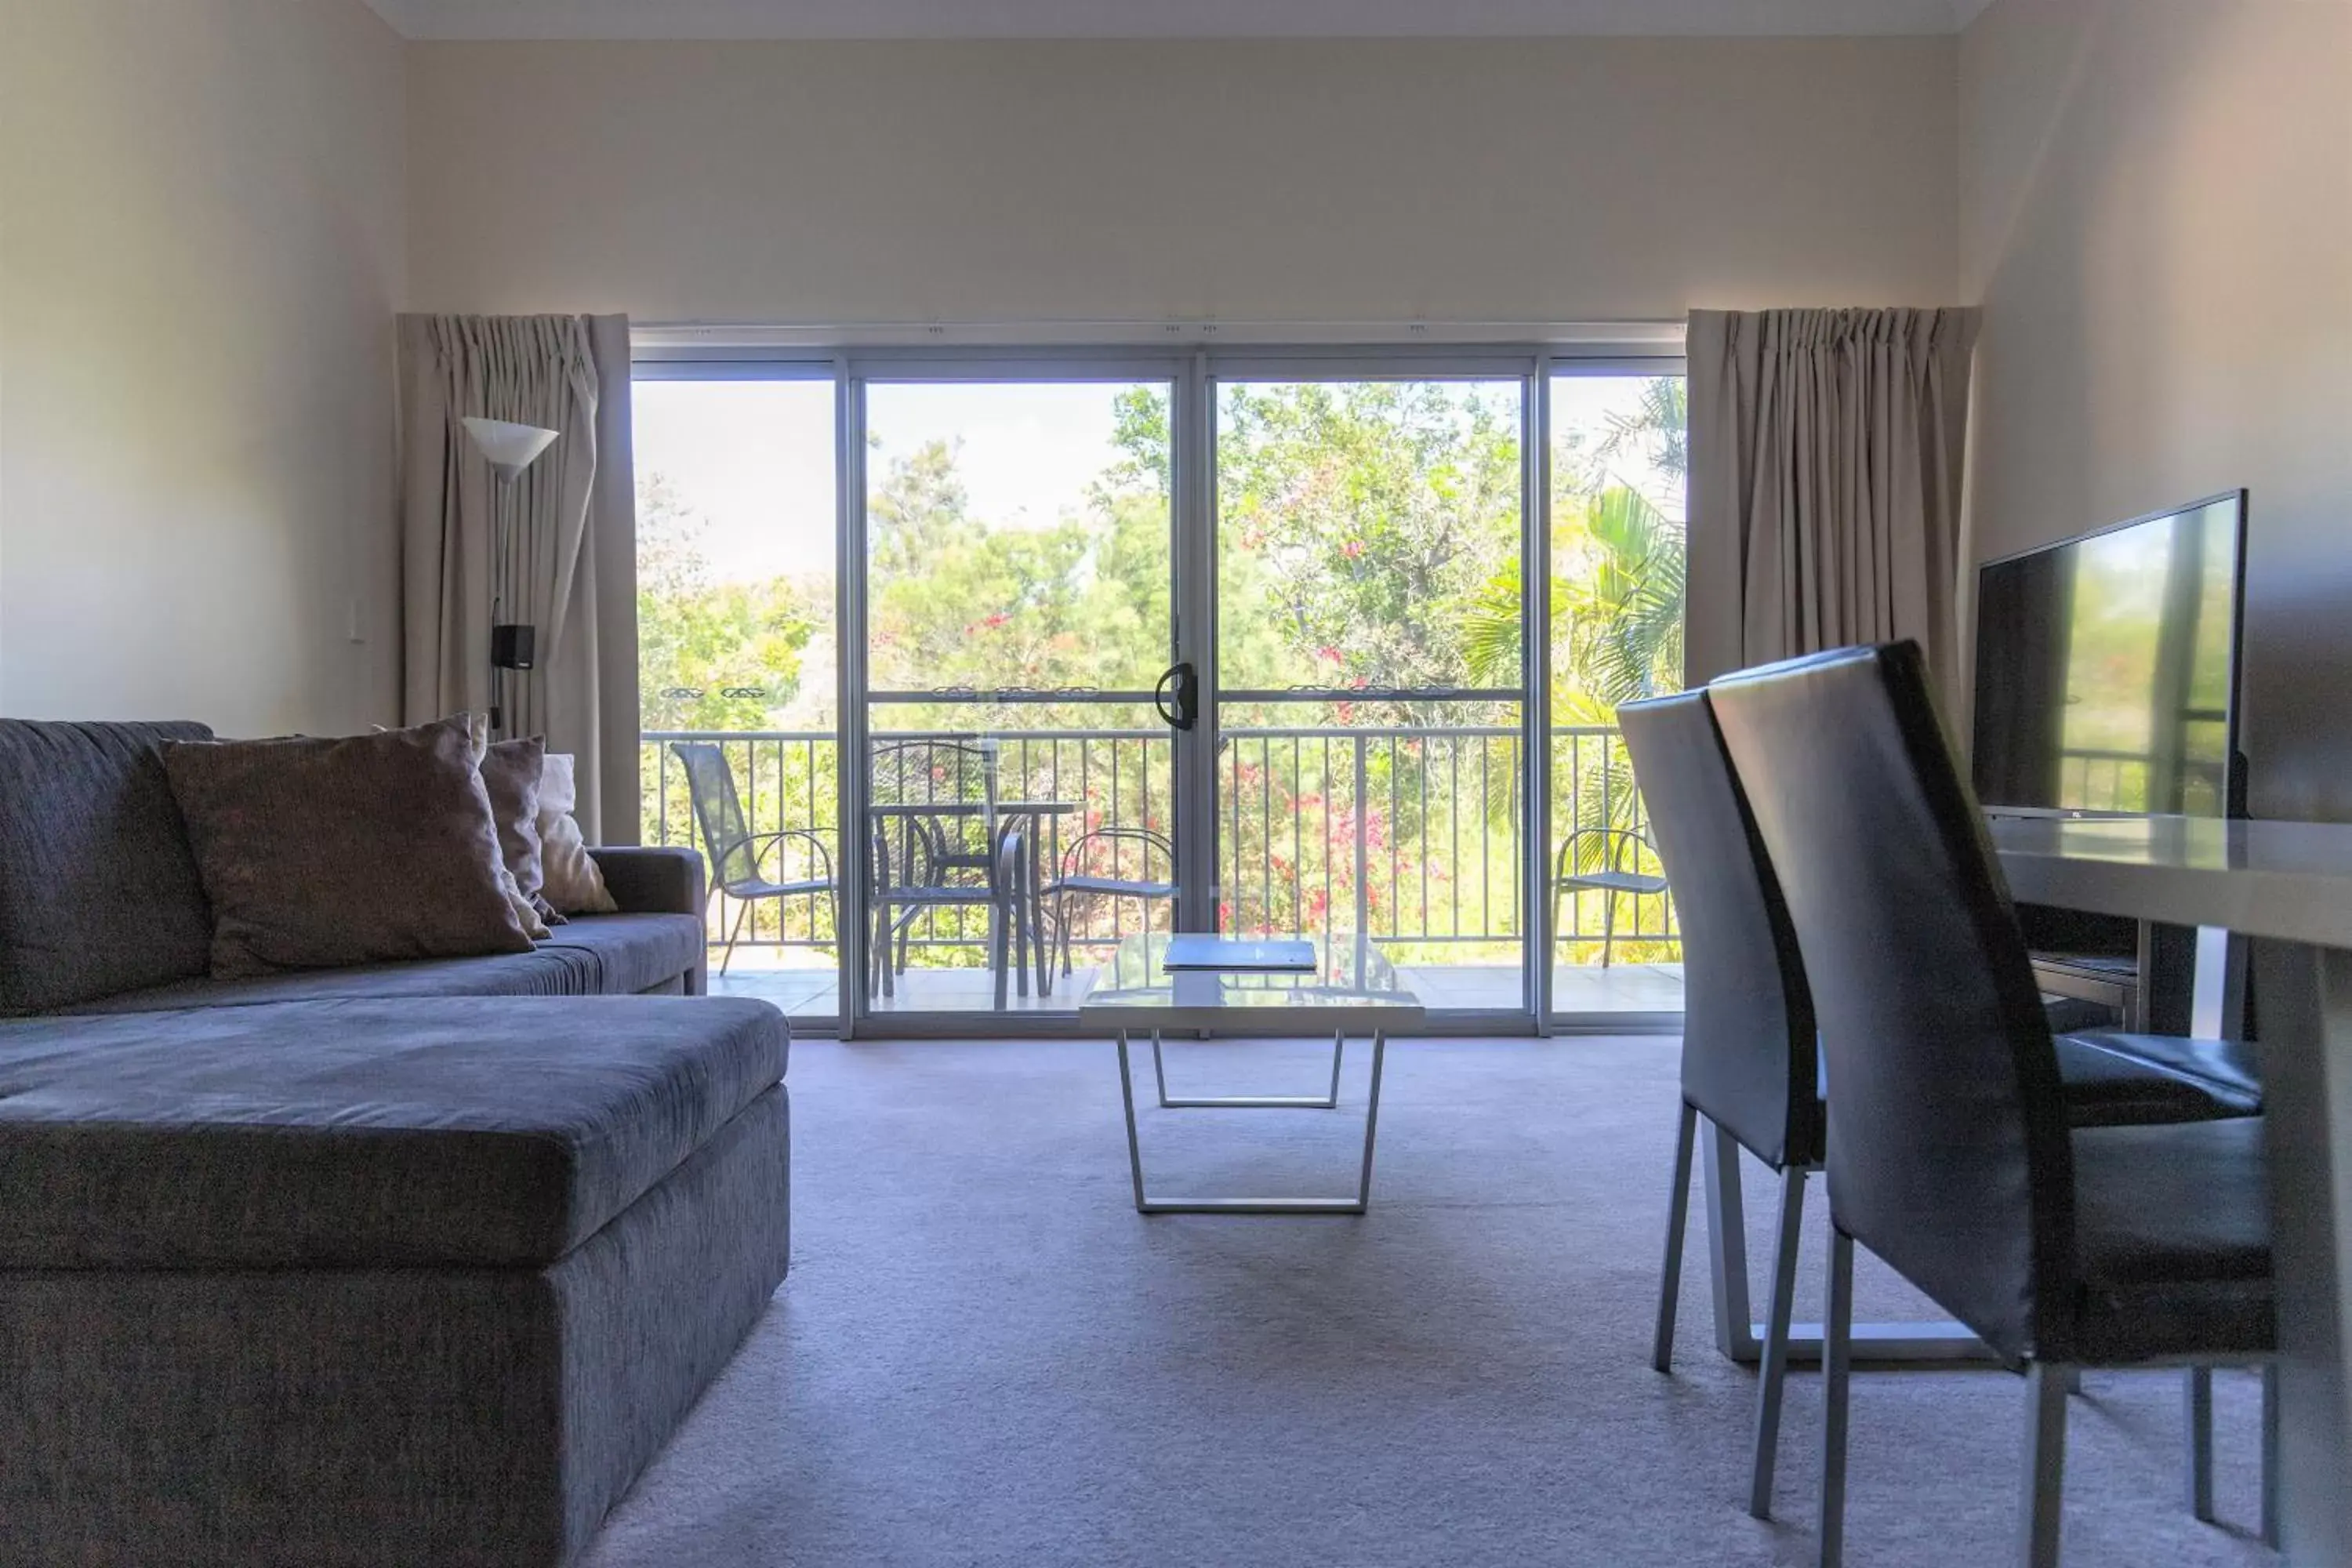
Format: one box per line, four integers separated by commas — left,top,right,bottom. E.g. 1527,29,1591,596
365,0,2000,42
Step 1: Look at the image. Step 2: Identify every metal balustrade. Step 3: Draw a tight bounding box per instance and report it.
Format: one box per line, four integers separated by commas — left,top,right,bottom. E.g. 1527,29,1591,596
640,724,1681,974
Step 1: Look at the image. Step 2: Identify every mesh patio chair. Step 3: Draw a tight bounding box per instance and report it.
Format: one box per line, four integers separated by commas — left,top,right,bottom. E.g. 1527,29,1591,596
1552,826,1670,968
1037,826,1174,978
868,739,1028,1007
671,742,839,976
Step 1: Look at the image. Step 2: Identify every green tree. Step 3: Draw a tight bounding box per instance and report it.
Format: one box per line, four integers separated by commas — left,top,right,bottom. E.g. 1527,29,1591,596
637,472,818,734
1214,381,1522,714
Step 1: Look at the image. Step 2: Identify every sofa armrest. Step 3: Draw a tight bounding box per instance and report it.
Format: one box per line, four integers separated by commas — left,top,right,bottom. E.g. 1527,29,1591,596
587,845,706,917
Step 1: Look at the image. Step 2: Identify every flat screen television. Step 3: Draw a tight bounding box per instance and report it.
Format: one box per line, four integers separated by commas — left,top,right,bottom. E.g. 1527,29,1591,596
1971,490,2248,819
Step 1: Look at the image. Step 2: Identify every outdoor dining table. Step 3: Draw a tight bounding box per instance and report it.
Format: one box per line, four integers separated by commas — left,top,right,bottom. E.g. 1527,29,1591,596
865,800,1080,1003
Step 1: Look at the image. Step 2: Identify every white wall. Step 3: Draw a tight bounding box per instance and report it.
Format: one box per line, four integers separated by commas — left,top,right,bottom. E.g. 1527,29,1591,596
405,37,1959,323
1959,0,2352,818
0,0,408,734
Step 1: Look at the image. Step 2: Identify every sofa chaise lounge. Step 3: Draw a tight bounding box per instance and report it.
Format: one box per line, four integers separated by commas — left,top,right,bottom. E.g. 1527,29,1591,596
0,720,786,1566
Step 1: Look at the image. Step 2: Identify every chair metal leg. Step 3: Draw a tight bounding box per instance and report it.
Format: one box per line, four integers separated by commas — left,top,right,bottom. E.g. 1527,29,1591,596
2261,1361,2281,1549
2184,1366,2215,1522
1818,1225,1855,1568
1705,1124,1988,1369
1599,887,1617,968
719,896,751,976
1653,1101,1699,1374
2020,1362,2070,1568
1750,1164,1808,1519
1057,891,1074,977
990,897,1011,1011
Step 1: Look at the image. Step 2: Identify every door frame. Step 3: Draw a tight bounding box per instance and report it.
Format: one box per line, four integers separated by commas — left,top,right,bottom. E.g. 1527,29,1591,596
1200,350,1546,1033
630,338,1686,1039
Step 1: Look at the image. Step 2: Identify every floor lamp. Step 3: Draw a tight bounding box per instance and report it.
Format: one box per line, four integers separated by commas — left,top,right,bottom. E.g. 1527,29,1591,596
461,416,559,737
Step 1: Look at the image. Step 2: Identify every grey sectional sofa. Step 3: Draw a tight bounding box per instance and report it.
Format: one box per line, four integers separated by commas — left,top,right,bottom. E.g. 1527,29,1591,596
0,720,788,1566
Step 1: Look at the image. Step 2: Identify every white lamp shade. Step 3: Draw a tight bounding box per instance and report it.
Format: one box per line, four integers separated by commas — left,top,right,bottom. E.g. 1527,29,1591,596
461,416,559,481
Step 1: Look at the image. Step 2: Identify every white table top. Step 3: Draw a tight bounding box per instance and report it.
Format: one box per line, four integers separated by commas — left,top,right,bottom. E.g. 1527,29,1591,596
1987,814,2352,949
1077,934,1424,1034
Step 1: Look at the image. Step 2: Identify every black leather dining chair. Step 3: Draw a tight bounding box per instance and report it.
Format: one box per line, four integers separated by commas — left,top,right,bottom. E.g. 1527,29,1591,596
1620,688,2264,1523
1708,642,2275,1568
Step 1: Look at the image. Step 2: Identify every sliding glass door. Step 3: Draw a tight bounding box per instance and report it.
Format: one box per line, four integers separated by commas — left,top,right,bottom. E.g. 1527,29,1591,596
1210,372,1532,1020
633,344,1686,1036
856,373,1181,1025
633,373,841,1024
1544,369,1689,1025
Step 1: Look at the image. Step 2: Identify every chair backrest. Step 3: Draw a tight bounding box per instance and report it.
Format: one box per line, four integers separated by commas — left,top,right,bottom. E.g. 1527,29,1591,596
1617,691,1820,1171
869,739,998,811
868,738,1001,891
671,742,762,892
1708,641,2074,1363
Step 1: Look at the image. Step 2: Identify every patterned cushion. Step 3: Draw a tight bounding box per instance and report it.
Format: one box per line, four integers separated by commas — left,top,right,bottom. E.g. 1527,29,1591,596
0,720,216,1014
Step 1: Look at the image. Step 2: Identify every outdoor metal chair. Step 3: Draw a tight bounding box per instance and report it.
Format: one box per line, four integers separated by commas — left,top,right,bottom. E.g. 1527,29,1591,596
1551,825,1670,967
868,738,1029,1007
671,741,838,976
1037,826,1174,978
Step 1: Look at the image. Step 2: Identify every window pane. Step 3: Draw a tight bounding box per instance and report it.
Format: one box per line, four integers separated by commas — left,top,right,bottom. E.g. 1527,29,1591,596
863,380,1175,1018
1548,372,1687,1015
634,379,839,1022
1216,378,1526,1013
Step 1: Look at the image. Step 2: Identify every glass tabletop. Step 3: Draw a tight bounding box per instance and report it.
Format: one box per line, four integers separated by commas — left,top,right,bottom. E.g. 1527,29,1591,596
1077,933,1423,1028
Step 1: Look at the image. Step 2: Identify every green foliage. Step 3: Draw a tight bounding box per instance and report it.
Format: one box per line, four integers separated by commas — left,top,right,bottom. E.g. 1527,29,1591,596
634,375,1690,968
1554,485,1686,722
1217,381,1522,711
637,474,817,733
865,435,1172,731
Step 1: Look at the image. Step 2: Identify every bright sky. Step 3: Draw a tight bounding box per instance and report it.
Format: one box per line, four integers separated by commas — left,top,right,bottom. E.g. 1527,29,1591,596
630,372,1683,590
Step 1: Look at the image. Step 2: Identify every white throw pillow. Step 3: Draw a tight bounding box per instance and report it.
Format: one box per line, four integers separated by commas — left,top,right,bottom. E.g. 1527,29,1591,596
537,753,619,915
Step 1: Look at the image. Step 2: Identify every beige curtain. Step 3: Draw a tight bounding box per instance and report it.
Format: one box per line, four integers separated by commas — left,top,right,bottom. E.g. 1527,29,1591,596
397,314,637,840
1684,307,1979,689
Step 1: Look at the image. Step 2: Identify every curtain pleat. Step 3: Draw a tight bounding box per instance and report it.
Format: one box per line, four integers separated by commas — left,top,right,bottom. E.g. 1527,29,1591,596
1686,307,1979,695
395,314,634,840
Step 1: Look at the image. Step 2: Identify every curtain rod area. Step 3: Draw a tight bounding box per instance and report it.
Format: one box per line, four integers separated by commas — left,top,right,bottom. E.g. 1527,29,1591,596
630,318,1690,351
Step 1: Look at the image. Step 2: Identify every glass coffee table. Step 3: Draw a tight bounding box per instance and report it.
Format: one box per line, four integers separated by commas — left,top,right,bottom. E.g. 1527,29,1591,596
1078,934,1425,1214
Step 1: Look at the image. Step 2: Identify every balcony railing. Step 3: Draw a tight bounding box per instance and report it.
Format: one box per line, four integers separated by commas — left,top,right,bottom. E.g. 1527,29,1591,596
641,724,1679,965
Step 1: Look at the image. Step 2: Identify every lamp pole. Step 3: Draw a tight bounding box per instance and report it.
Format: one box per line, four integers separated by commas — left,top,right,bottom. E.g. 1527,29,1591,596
459,417,559,737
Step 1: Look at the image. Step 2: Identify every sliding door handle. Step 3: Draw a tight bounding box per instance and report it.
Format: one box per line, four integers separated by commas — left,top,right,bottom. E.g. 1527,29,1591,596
1154,662,1198,731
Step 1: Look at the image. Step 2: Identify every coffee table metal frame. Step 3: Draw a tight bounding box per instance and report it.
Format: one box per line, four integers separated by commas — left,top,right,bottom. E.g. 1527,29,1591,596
1114,1026,1387,1214
1083,935,1420,1216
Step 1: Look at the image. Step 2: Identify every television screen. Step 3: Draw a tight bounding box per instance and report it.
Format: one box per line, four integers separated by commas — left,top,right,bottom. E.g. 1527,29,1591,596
1971,492,2245,818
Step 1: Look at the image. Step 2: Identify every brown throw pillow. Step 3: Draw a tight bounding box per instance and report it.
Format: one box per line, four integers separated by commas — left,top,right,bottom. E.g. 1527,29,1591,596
163,717,535,977
479,735,548,906
388,716,551,938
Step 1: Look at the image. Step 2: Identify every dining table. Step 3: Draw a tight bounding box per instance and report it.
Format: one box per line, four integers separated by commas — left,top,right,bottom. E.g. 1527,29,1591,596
1984,813,2352,1564
864,799,1080,1004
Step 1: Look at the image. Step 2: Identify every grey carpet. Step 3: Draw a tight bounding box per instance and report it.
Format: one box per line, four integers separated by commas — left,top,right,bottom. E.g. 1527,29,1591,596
578,1037,2274,1567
